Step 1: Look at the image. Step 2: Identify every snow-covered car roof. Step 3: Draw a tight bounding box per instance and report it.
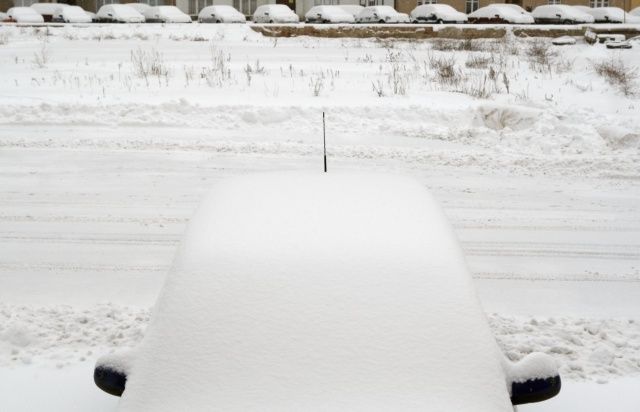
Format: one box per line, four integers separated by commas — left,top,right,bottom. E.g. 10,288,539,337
56,5,92,23
532,5,594,22
31,2,66,15
305,5,355,23
97,4,145,21
364,5,401,16
583,7,640,23
144,6,191,22
198,5,245,19
468,4,534,23
254,4,297,17
338,4,364,17
113,172,517,411
410,4,467,21
7,7,45,23
126,3,151,14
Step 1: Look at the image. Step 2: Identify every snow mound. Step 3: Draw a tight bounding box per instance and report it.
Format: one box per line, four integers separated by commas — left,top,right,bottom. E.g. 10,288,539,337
2,304,639,383
0,303,148,368
491,315,640,382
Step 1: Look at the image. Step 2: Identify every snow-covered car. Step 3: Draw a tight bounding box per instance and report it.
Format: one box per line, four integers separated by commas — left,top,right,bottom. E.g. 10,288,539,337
410,4,467,24
94,172,561,411
126,3,151,15
6,7,45,23
338,4,364,19
468,4,534,24
30,2,64,21
606,39,632,48
0,11,8,22
198,5,246,23
631,6,640,16
52,5,92,23
532,5,594,24
305,5,354,23
579,7,640,23
96,4,145,23
144,6,191,23
252,4,299,23
355,6,409,23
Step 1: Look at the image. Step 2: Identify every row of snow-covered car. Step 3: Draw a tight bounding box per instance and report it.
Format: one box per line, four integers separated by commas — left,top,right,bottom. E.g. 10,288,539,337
0,3,194,23
2,3,640,25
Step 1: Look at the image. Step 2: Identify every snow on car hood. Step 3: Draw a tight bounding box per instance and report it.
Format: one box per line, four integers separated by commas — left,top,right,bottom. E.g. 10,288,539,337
587,7,640,23
59,6,92,23
145,6,191,22
410,4,467,21
469,5,534,23
7,7,44,23
199,6,245,21
305,6,355,23
532,5,594,22
118,173,512,411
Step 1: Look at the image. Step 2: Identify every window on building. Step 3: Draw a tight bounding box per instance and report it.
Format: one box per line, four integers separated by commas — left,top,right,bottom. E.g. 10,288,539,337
417,0,437,5
589,0,608,6
359,0,386,6
314,0,338,5
465,0,478,13
547,0,561,4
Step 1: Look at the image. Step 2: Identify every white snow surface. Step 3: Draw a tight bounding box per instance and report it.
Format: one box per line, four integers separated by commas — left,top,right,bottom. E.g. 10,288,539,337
0,23,639,411
119,173,512,411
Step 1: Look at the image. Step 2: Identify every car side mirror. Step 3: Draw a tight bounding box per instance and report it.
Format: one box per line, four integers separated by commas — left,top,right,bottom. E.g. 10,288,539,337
94,365,127,397
511,375,561,405
494,14,500,18
373,13,378,18
504,352,561,406
556,13,561,17
107,13,112,16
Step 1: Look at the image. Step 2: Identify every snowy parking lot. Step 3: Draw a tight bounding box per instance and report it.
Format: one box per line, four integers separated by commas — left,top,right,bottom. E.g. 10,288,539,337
0,23,639,410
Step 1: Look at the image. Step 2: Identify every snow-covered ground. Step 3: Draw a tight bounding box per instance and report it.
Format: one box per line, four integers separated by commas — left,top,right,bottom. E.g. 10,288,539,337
0,23,639,410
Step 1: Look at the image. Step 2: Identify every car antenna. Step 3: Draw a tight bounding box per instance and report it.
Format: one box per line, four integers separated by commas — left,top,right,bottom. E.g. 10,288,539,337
323,112,327,173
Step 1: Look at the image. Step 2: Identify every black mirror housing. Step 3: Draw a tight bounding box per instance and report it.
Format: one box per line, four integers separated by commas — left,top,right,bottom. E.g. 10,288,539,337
94,365,127,397
511,375,561,405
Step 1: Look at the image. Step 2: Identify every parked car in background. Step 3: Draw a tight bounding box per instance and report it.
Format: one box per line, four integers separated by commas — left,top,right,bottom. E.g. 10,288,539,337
578,6,640,23
252,4,299,23
532,5,594,24
410,4,467,23
96,4,145,23
355,6,410,23
305,5,354,23
52,5,92,23
338,4,364,19
198,5,246,23
126,3,151,15
0,11,8,22
144,6,191,23
631,6,640,16
93,172,561,411
6,7,45,23
31,2,63,21
468,4,534,24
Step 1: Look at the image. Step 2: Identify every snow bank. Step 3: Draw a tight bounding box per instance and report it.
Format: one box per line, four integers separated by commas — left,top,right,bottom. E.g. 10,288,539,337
0,303,147,368
2,304,639,383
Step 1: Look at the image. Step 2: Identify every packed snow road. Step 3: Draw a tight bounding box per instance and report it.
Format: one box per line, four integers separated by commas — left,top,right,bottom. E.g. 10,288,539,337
0,23,639,411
